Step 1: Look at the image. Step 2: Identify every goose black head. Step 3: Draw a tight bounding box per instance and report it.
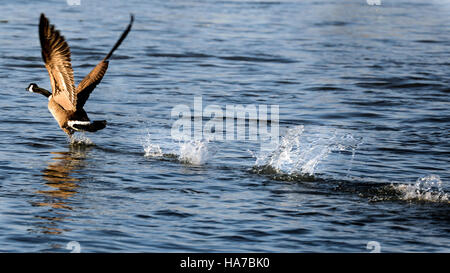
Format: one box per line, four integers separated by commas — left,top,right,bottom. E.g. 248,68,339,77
26,83,38,93
26,83,51,97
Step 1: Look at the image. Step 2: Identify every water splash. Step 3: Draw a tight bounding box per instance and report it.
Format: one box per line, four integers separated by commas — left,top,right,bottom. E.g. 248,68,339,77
393,175,449,203
141,130,210,165
141,130,163,157
69,133,94,146
178,140,210,165
252,125,362,176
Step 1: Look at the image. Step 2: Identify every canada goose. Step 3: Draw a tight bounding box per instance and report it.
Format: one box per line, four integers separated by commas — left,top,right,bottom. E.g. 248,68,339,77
26,13,133,137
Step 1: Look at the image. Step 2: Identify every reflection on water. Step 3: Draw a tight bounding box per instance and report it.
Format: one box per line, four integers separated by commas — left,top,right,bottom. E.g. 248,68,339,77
30,144,92,235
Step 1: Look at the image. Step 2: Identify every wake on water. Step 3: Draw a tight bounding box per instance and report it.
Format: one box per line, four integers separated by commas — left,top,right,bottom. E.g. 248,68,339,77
142,125,362,172
141,125,448,203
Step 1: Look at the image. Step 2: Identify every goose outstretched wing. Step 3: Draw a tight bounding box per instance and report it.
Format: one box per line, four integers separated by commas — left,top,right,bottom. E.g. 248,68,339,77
75,14,134,109
39,13,76,111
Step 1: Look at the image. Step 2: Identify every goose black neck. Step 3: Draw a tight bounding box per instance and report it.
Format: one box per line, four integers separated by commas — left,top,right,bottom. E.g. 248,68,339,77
36,87,51,98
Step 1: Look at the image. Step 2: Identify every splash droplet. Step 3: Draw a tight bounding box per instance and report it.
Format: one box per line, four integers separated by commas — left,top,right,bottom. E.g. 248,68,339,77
394,175,448,203
179,140,210,165
252,125,362,176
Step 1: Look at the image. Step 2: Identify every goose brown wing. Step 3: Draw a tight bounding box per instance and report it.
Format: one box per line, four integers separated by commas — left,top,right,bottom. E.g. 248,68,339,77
75,14,134,109
39,13,77,111
75,60,108,109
